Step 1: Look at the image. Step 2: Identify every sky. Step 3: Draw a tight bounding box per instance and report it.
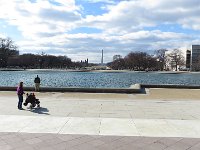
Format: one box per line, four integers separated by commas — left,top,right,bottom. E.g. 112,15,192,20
0,0,200,63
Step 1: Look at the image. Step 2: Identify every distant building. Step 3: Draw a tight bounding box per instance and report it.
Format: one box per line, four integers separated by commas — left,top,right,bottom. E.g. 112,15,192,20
186,50,191,69
191,45,200,71
113,55,122,61
80,58,89,67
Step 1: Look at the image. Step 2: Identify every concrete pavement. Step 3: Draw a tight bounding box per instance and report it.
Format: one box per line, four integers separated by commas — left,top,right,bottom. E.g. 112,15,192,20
1,89,200,149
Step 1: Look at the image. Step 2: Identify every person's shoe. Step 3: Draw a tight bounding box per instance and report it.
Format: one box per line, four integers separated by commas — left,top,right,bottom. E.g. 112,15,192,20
18,108,24,110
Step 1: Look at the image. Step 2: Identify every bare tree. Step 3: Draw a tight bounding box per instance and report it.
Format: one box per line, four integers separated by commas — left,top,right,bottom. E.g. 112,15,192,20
155,49,168,70
0,38,18,67
169,49,185,71
108,58,125,70
124,51,154,70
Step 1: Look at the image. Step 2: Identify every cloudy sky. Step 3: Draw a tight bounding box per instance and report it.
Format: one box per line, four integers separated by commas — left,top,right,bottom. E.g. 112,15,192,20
0,0,200,63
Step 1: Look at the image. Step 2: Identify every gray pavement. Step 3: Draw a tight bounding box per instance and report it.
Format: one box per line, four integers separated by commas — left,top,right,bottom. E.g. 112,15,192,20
1,90,200,149
1,132,200,150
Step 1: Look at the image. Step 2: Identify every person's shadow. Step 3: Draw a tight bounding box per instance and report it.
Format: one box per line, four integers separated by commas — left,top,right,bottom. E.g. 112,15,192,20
29,107,50,115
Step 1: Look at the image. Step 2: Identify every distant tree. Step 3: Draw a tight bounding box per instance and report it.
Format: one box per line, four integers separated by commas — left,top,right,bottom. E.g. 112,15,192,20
7,56,20,67
108,58,125,70
113,55,122,61
19,54,37,68
0,37,18,67
42,55,55,69
125,51,151,70
71,61,83,69
155,49,168,71
57,56,72,69
168,49,185,71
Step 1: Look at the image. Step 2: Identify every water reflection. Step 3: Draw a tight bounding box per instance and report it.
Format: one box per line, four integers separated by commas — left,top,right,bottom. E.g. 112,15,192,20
0,70,200,88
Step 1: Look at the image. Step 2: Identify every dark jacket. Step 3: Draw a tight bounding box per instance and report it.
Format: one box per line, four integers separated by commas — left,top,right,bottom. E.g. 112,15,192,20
34,77,40,83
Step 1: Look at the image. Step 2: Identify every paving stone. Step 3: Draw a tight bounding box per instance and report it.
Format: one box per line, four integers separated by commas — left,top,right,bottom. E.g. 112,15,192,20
139,137,161,145
76,135,95,143
17,133,42,140
13,146,35,150
0,140,7,146
3,137,22,144
116,144,142,150
42,137,63,145
0,132,200,150
0,134,18,140
34,145,55,150
50,142,67,150
37,134,56,141
157,137,182,146
7,141,29,149
188,142,200,150
65,139,85,147
72,143,96,150
142,142,167,150
164,141,192,150
85,139,105,147
24,137,43,145
122,139,148,149
98,135,123,143
57,134,79,141
179,138,200,147
0,144,13,150
96,144,116,150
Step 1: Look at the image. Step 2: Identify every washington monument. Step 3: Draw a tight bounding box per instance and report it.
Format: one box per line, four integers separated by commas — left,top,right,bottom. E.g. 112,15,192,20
101,49,103,65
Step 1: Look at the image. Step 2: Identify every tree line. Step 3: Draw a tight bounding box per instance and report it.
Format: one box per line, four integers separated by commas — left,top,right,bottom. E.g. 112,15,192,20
0,37,90,69
1,37,185,70
108,49,185,71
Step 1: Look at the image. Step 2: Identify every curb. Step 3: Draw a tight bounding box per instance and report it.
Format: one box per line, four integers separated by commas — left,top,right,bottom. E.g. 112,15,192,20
0,86,141,94
141,84,200,89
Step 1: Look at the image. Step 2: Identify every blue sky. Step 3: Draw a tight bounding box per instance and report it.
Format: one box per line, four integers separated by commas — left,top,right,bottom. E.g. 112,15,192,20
0,0,200,63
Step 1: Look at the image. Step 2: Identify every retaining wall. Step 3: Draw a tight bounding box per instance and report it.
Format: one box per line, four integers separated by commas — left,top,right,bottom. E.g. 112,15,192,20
0,86,141,94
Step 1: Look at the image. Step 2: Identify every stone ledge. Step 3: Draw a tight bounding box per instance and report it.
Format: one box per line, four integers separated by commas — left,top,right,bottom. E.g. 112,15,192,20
141,84,200,89
0,86,141,94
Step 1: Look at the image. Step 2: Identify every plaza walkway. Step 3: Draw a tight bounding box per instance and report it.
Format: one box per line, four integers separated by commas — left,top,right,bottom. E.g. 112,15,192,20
1,89,200,149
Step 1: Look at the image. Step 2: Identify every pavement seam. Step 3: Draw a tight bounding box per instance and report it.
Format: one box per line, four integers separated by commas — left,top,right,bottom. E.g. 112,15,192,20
132,118,142,136
162,138,184,150
57,117,71,134
98,119,102,135
98,103,103,135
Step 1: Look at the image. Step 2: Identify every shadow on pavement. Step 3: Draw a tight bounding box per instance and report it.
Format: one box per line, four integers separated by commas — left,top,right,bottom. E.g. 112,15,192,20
29,107,50,115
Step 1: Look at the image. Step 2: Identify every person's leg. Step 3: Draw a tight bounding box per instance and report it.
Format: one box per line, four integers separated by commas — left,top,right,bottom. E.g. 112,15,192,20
36,83,40,91
17,95,21,109
18,95,23,109
35,83,37,91
38,83,40,91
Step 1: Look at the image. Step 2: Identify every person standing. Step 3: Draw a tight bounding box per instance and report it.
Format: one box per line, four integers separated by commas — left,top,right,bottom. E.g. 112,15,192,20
17,82,25,110
34,75,40,92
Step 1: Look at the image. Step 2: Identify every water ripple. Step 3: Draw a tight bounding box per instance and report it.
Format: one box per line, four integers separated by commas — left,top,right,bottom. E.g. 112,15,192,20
0,71,200,88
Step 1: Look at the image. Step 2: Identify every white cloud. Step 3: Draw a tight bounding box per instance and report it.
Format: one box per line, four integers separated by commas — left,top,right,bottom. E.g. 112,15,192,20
0,0,81,39
83,0,200,32
16,30,193,62
0,0,200,62
84,0,116,4
0,33,6,38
